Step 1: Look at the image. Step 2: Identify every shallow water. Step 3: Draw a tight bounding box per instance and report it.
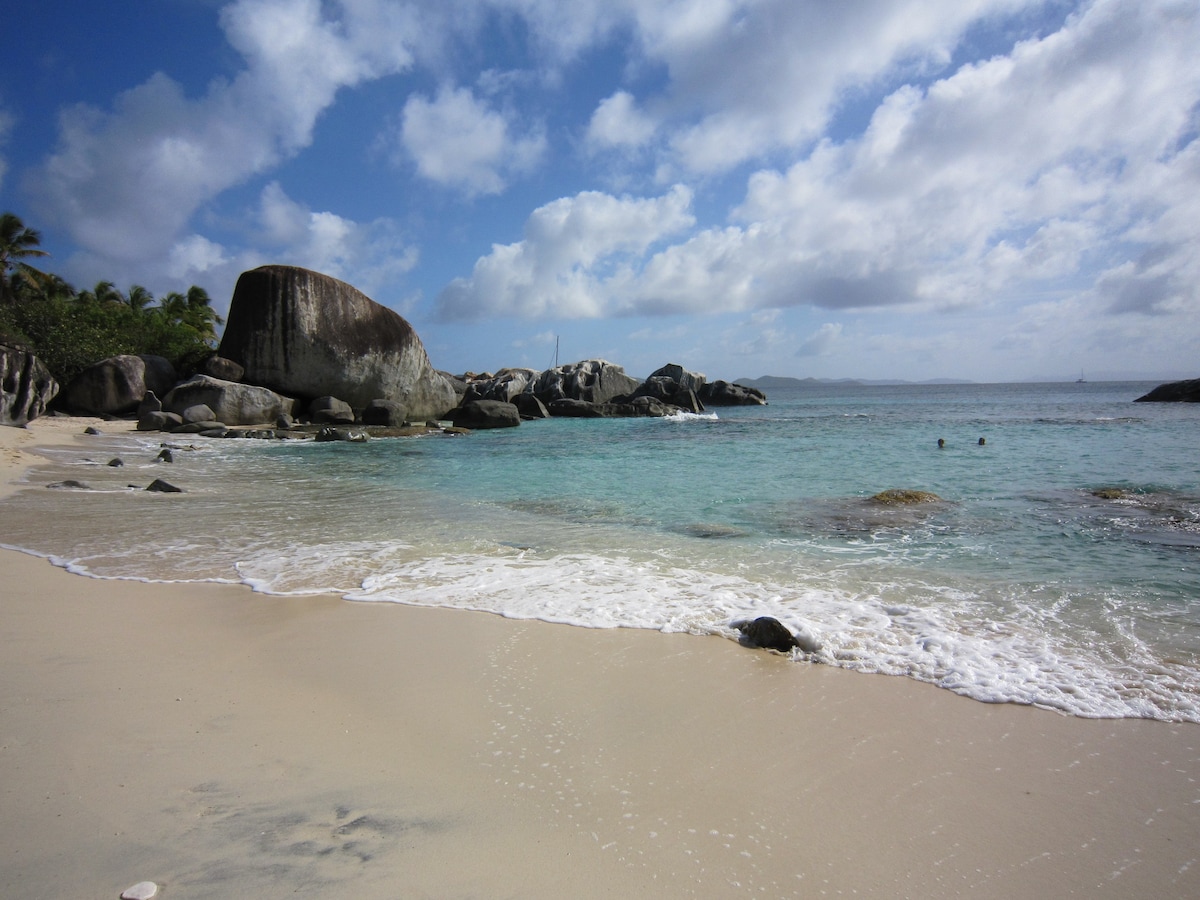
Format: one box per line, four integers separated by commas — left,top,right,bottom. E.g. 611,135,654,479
3,381,1198,721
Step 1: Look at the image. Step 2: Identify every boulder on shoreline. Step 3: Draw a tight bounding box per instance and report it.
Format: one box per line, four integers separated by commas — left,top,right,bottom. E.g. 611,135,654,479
1,342,59,426
163,375,296,427
58,354,175,417
1135,378,1200,402
218,265,456,419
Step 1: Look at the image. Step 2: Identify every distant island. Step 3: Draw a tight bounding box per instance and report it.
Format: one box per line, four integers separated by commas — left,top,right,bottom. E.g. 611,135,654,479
736,375,975,388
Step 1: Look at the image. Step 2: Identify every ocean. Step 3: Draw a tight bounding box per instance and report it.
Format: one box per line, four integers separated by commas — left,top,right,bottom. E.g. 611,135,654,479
3,380,1198,722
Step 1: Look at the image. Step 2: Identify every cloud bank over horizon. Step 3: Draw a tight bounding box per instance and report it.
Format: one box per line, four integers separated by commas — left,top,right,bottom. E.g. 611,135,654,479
4,0,1198,381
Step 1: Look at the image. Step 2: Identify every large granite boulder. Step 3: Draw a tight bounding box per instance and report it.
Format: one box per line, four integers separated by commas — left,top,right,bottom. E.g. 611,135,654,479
630,376,704,414
218,265,456,418
1,342,59,426
361,398,406,426
698,380,767,406
528,360,640,405
1135,378,1200,402
58,354,177,416
163,374,297,426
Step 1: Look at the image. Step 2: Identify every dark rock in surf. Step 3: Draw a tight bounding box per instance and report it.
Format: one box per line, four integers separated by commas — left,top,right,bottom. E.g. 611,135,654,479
870,489,943,505
448,399,521,429
734,617,802,653
513,393,550,420
698,380,767,406
218,265,456,418
1134,378,1200,402
145,478,183,493
315,426,368,443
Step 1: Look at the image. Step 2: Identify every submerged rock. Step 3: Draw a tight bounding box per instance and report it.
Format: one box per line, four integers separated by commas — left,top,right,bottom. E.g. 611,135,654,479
869,489,943,505
145,478,183,493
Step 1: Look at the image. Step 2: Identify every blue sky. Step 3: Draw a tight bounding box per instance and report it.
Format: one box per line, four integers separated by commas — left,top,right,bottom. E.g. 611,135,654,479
2,0,1198,382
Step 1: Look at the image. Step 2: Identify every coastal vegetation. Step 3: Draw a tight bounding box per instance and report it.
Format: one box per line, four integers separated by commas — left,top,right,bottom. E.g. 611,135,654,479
0,212,222,384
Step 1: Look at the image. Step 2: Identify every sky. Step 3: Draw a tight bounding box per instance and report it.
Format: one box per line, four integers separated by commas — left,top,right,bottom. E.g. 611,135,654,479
2,0,1198,383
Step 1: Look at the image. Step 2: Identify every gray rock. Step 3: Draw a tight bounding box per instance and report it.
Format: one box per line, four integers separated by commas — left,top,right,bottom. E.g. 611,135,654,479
47,479,92,490
58,354,176,417
107,458,124,467
448,399,521,429
199,354,244,382
361,399,406,426
137,390,163,418
171,421,227,434
528,360,641,405
513,393,550,420
648,362,707,393
1,342,60,426
463,368,541,403
309,396,355,424
163,374,296,426
181,403,216,424
138,410,183,432
218,265,456,418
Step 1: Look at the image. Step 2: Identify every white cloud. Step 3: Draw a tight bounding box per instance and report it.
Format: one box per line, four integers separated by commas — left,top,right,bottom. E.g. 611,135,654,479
796,323,844,357
586,91,657,150
397,84,546,195
254,181,419,294
28,0,418,264
436,184,695,319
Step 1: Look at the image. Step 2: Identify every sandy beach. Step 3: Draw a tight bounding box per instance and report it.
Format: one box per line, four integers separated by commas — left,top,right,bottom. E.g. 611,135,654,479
2,418,1198,898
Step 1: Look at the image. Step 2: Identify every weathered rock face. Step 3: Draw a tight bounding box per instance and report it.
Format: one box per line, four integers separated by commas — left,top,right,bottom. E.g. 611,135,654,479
630,376,704,414
463,368,541,403
1,342,59,426
698,380,767,406
58,354,177,416
649,362,707,393
1135,378,1200,402
163,374,297,426
219,265,456,418
199,354,245,383
528,360,641,405
309,396,355,424
361,398,406,426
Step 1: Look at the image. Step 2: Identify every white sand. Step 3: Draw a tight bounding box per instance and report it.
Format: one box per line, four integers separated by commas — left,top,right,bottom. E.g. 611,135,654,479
1,418,1198,898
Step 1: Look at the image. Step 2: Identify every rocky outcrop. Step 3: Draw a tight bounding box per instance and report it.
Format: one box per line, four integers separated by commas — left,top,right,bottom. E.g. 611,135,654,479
163,374,296,426
1135,378,1200,402
447,399,521,429
870,489,943,505
547,396,679,418
698,380,767,406
648,362,707,393
529,360,640,405
58,354,176,416
218,265,456,418
1,342,59,426
463,368,540,403
630,377,704,414
199,354,245,382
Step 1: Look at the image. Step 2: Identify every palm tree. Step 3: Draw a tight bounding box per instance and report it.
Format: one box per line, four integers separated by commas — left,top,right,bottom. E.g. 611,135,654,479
0,212,51,304
77,280,124,307
126,284,155,312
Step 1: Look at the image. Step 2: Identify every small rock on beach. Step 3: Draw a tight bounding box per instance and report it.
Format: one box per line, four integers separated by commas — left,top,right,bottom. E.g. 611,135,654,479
120,881,158,900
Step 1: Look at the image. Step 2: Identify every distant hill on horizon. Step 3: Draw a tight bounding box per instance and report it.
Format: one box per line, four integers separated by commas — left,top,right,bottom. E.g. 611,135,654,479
736,375,975,388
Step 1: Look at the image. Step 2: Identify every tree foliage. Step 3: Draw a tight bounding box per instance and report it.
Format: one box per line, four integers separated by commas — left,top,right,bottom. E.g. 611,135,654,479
0,212,224,385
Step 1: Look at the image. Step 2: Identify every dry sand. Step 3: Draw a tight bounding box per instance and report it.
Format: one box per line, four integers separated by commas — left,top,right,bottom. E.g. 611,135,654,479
1,418,1198,898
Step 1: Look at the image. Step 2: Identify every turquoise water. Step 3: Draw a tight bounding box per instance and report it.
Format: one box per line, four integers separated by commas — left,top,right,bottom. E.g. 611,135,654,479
3,380,1198,720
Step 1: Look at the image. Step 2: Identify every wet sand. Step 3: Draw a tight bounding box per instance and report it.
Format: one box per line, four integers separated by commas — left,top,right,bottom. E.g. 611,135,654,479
1,418,1198,898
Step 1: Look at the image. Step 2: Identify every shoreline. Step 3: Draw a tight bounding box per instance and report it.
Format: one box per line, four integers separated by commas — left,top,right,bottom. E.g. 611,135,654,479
2,418,1199,897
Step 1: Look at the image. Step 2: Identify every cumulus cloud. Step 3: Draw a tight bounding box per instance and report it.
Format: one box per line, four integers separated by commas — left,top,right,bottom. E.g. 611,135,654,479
586,91,657,150
436,184,695,320
396,84,546,195
27,0,418,263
